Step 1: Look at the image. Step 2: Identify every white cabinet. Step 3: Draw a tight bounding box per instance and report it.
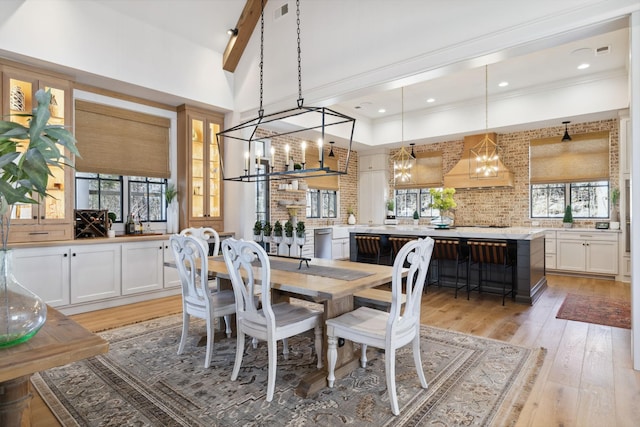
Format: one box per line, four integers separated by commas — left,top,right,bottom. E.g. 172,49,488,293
163,240,181,288
331,238,350,259
70,243,121,304
556,231,618,275
122,240,164,295
544,230,556,270
13,246,70,307
358,170,388,225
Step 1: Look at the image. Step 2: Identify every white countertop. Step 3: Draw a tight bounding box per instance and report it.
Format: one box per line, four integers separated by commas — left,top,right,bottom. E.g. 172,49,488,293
343,225,547,240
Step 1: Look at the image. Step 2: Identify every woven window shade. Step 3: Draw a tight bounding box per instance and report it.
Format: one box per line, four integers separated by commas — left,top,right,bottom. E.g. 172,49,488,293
395,151,442,189
530,131,609,184
305,149,339,190
75,100,171,178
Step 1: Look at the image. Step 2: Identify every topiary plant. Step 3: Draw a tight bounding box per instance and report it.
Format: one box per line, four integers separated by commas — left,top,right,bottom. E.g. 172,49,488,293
413,210,419,220
563,205,573,225
262,221,272,237
284,220,294,237
253,220,263,236
273,220,283,237
295,221,305,238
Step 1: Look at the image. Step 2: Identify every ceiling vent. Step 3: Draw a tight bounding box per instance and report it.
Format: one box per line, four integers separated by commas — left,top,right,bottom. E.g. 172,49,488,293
595,45,611,56
274,3,289,20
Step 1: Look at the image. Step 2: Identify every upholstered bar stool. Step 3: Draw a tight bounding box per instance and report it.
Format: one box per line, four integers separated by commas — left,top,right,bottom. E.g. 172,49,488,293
389,236,415,262
431,238,467,296
355,235,384,264
466,240,515,305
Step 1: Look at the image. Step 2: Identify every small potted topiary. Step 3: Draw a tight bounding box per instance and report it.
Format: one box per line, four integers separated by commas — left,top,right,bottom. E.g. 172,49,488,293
107,212,117,238
413,210,419,225
562,205,573,228
273,220,283,245
253,220,263,242
262,221,272,243
284,220,294,246
295,221,306,247
386,199,395,219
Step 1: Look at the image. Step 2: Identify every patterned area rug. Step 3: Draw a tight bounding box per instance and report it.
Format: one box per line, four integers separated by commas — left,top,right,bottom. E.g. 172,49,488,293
32,315,545,426
556,293,631,329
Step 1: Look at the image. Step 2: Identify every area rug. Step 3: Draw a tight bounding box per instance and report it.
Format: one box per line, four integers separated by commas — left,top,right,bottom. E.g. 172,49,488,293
32,315,545,427
556,293,631,329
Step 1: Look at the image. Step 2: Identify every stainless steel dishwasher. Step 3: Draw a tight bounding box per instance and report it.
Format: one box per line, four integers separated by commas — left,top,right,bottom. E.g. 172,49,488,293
314,228,332,259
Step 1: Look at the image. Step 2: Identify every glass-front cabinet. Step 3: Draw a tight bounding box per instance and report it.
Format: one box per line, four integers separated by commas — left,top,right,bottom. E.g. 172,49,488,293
177,105,224,231
1,65,74,242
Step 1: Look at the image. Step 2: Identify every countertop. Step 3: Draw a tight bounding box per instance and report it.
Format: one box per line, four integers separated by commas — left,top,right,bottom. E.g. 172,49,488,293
343,225,548,240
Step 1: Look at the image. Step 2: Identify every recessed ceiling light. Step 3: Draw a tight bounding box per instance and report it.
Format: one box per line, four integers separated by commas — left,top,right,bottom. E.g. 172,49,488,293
378,108,386,113
426,98,435,103
577,63,590,70
498,81,509,87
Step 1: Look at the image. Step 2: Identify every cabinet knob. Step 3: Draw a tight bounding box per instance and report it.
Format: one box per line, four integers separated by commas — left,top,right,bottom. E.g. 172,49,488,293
33,216,38,220
72,253,76,257
63,253,68,257
40,216,45,220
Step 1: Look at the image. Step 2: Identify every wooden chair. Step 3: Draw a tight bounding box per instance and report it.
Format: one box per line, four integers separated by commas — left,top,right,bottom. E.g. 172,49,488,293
170,234,236,368
466,240,515,305
179,227,231,336
221,238,323,402
326,237,435,415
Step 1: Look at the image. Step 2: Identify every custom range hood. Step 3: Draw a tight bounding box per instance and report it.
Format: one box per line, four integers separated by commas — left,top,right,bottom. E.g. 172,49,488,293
443,133,514,189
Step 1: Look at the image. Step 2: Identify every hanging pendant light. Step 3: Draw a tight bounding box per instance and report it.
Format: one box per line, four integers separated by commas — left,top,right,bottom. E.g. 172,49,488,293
561,121,572,141
328,141,335,157
470,65,500,179
391,87,415,185
216,0,355,182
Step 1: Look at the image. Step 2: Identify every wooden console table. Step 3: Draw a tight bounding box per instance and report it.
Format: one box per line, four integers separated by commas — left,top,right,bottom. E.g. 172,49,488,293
0,306,108,427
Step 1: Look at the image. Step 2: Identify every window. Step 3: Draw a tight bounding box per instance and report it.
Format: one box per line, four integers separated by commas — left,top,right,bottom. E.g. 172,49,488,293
530,181,609,219
306,190,337,218
75,174,168,222
129,176,167,222
394,188,438,217
75,173,123,221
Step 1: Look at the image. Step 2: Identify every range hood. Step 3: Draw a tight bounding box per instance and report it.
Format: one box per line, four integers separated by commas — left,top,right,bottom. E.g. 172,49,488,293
443,133,514,189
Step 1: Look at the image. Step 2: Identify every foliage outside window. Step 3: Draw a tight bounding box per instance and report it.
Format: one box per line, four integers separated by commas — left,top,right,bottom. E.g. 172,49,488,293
394,189,439,218
530,181,609,219
75,173,123,221
306,189,337,218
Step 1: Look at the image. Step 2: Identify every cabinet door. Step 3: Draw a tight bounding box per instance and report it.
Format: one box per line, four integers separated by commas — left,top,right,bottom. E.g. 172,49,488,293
189,117,207,221
70,244,121,304
121,241,164,295
358,170,388,225
13,247,70,307
163,240,181,288
556,239,586,271
586,240,618,274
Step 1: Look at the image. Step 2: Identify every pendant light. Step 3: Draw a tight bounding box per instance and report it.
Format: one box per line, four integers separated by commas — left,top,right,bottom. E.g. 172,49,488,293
470,65,500,179
561,121,572,141
328,141,335,157
216,0,356,182
391,87,415,185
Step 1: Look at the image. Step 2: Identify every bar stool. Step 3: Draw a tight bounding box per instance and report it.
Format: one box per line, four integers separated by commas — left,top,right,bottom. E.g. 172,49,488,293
466,240,515,305
431,238,467,296
389,236,415,262
355,235,384,264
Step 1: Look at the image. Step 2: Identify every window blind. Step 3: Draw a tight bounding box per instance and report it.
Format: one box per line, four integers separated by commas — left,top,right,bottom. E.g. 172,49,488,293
304,150,339,190
530,131,609,184
74,100,171,178
394,150,442,189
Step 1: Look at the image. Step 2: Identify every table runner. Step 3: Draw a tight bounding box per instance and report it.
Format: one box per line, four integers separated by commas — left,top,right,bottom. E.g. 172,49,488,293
213,256,374,281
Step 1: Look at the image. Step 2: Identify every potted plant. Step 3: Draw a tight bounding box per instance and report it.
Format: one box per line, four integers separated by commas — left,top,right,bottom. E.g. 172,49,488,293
413,210,420,225
295,221,306,246
0,89,79,347
429,188,457,226
262,221,272,243
347,206,356,225
563,205,573,228
284,220,294,245
386,199,395,219
610,188,620,230
107,212,117,238
253,220,263,242
273,220,283,245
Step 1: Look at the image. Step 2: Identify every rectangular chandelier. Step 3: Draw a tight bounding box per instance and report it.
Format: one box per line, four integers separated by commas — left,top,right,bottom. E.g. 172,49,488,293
216,105,356,182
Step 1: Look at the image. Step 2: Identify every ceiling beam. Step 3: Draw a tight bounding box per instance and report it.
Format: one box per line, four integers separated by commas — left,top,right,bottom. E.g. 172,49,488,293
223,0,266,73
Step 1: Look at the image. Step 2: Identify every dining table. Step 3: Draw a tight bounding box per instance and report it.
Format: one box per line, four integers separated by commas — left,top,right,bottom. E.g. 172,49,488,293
206,254,401,398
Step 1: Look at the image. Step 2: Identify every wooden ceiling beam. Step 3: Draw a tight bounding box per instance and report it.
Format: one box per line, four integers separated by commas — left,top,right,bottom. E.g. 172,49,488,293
222,0,266,73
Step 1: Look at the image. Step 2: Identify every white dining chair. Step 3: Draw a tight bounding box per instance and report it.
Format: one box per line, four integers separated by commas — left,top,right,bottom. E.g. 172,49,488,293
170,234,236,368
326,237,435,415
221,238,323,402
179,227,232,337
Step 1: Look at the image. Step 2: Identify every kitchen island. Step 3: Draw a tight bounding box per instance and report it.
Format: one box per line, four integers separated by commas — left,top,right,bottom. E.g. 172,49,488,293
348,225,547,305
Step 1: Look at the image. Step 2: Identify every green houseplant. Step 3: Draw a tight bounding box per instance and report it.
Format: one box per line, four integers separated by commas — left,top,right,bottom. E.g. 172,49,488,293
262,221,272,241
429,188,457,226
295,221,305,238
563,205,573,228
0,89,79,347
386,199,395,219
253,220,263,242
413,210,419,225
273,220,283,237
610,188,620,228
284,220,294,238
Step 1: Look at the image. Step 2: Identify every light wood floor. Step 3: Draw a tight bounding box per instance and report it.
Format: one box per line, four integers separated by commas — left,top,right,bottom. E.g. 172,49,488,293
31,274,639,427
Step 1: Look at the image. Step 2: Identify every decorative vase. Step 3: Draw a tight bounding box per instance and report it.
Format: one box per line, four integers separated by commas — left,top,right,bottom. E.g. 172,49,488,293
166,200,179,234
0,249,47,348
348,213,356,225
413,219,419,226
253,233,263,243
563,222,572,228
430,215,453,227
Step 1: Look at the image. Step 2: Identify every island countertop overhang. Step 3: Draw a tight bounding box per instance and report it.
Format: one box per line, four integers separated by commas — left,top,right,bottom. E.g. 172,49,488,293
345,225,546,240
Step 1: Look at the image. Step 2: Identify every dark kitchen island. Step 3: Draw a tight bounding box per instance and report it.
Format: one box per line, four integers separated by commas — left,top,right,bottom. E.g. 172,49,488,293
348,225,547,305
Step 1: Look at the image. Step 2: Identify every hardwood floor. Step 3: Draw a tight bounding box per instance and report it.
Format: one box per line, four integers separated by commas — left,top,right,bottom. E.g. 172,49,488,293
31,276,639,427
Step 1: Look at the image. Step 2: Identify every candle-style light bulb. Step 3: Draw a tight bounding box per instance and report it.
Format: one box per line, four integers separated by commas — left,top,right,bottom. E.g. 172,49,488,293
270,146,275,165
285,144,290,165
256,147,262,165
317,138,323,164
301,141,307,164
244,151,250,171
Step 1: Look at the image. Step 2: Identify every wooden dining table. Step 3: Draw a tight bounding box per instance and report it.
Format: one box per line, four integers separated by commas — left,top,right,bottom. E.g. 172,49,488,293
206,255,400,398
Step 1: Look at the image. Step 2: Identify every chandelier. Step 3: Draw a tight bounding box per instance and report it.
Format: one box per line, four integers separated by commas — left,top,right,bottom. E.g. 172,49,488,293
216,0,356,182
470,65,500,179
391,88,415,185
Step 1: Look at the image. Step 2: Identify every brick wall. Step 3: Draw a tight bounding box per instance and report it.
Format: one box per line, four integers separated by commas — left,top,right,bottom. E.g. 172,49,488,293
388,118,619,228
